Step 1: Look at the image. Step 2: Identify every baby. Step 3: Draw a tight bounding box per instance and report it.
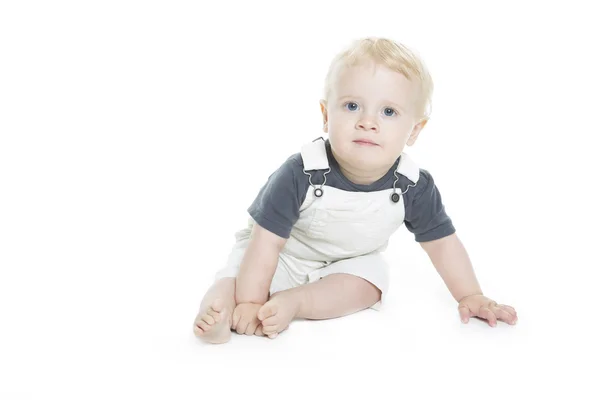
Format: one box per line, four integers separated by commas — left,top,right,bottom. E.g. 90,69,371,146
193,37,518,344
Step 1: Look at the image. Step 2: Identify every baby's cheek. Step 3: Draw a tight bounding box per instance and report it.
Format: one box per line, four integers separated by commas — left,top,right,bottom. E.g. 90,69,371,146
330,119,355,136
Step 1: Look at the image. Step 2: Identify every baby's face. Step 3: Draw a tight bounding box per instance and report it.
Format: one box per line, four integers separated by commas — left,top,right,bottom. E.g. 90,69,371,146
322,61,426,177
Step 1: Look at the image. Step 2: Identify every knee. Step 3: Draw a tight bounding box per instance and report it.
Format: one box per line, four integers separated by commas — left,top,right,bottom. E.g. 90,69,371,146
361,280,382,304
341,274,382,304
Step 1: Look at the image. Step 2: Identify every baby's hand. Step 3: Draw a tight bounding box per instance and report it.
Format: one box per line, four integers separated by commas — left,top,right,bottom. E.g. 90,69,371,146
458,294,518,327
231,303,263,335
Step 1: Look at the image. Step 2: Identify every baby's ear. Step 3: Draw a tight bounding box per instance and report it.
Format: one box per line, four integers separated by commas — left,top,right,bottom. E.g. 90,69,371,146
319,100,328,132
407,118,428,146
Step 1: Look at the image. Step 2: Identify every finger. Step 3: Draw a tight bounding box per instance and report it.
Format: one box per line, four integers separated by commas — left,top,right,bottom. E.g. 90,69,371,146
498,304,516,313
236,319,249,335
231,310,240,330
268,332,278,339
498,306,518,323
495,307,518,325
458,305,471,323
245,321,259,336
262,325,278,335
476,306,491,325
258,302,278,322
255,325,264,336
479,306,497,327
496,307,517,325
261,315,279,327
499,305,518,318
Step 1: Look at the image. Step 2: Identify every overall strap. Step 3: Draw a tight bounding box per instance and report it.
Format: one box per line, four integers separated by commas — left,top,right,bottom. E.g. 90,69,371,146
395,152,420,184
300,137,331,198
390,152,420,203
300,137,330,170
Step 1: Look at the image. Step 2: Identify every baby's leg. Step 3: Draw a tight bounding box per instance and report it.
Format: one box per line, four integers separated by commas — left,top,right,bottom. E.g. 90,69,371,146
193,277,237,344
258,273,380,338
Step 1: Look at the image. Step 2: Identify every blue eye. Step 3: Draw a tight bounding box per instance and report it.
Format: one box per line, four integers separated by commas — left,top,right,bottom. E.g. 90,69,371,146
383,107,396,117
345,102,358,111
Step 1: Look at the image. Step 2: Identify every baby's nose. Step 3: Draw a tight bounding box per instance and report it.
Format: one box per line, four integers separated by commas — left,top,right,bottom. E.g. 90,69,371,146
356,118,379,132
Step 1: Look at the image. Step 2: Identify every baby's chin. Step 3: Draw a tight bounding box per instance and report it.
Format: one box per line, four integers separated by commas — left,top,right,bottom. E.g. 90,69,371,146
343,152,395,173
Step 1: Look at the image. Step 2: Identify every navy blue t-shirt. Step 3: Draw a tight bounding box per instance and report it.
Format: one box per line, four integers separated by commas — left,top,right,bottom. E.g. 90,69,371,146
248,139,455,242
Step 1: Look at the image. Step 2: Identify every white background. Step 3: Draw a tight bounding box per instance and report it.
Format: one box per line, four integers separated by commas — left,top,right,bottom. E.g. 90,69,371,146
1,1,599,399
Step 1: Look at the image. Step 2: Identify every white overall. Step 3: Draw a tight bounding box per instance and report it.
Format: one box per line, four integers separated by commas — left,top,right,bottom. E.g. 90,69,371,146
215,138,421,310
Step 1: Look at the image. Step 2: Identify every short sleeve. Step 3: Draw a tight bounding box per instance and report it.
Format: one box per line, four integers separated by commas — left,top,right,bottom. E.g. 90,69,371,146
247,154,308,239
403,169,456,242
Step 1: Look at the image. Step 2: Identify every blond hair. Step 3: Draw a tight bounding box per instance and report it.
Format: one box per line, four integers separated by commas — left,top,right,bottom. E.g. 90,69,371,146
323,37,433,120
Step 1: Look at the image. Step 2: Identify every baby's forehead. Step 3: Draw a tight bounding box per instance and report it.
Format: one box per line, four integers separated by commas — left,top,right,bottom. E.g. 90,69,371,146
331,62,417,103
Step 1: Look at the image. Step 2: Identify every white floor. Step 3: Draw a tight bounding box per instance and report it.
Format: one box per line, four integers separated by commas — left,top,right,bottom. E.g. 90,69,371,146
2,226,597,399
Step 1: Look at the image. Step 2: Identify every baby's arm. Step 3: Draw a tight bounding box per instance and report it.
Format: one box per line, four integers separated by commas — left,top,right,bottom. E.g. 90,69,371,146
420,233,518,326
420,233,482,302
231,154,300,333
230,223,286,335
235,222,287,305
405,170,517,326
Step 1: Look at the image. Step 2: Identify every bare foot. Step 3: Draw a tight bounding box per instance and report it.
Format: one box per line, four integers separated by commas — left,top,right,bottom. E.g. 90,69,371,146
193,299,232,344
257,290,302,339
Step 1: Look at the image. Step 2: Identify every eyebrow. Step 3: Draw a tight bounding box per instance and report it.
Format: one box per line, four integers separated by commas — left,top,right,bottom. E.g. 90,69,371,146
336,95,406,113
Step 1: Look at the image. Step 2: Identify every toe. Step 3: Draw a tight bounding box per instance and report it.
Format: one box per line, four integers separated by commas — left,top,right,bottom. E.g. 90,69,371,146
207,308,221,322
193,324,204,337
198,320,211,331
258,302,278,321
211,298,224,313
201,314,215,325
